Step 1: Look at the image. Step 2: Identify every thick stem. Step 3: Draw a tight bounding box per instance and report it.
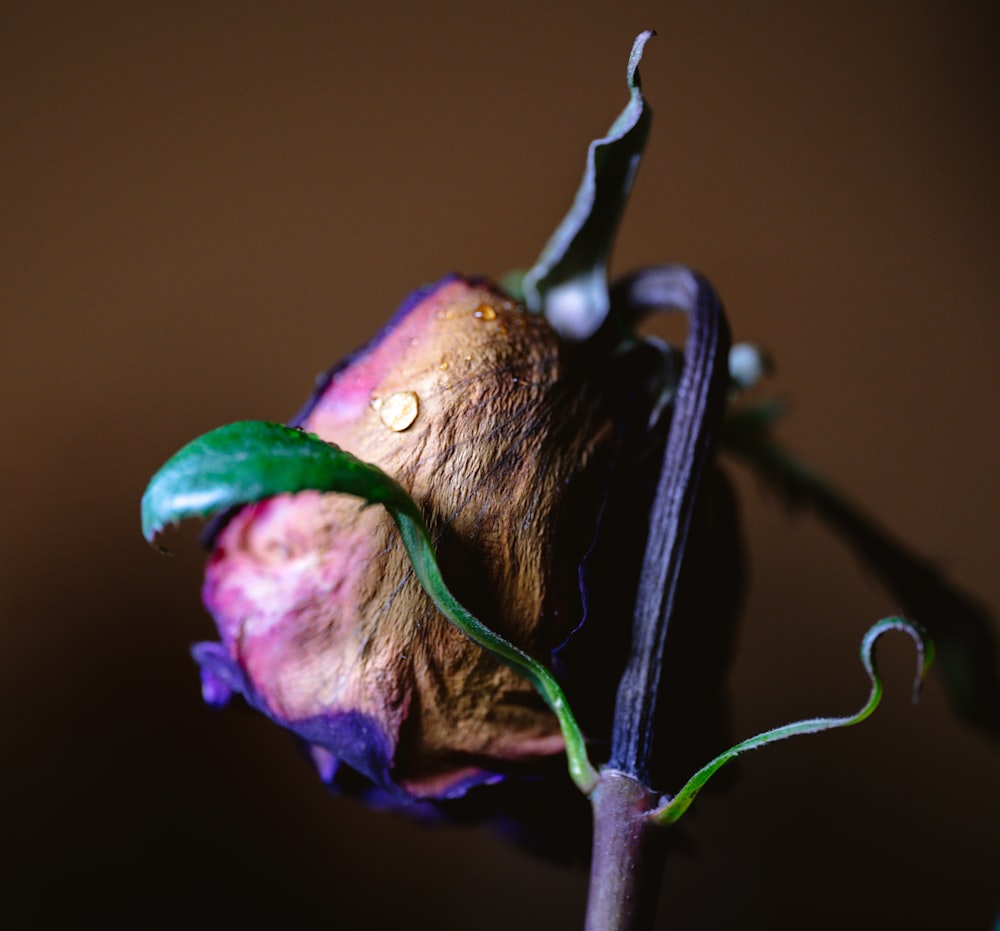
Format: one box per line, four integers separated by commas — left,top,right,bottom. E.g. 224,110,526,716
583,267,731,931
584,771,664,931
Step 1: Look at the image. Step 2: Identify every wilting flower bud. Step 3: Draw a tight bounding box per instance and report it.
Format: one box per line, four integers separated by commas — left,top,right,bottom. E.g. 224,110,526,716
195,275,646,801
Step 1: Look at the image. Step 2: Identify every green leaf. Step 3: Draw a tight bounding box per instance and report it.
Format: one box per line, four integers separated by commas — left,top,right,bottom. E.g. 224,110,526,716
521,30,654,341
651,617,933,826
142,420,599,794
141,420,407,542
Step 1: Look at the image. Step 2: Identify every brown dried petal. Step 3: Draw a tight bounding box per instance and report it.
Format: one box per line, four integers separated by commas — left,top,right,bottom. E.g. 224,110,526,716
203,277,619,797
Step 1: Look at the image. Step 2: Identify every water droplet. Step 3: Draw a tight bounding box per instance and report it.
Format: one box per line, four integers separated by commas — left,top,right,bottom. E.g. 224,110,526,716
438,358,449,370
378,391,419,432
473,303,497,321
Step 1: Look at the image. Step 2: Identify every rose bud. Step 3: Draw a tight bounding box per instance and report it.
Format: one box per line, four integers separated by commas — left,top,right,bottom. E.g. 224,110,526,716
194,275,689,803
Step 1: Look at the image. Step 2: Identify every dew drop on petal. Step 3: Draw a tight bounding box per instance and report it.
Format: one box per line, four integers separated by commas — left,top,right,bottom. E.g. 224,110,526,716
473,303,497,321
378,390,420,431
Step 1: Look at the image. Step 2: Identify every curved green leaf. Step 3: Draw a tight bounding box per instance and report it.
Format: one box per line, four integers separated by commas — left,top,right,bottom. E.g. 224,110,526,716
522,30,654,341
141,421,407,542
142,420,599,794
651,617,933,826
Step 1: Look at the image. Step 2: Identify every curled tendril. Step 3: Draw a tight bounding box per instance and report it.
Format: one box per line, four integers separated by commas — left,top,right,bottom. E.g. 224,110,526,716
650,617,934,826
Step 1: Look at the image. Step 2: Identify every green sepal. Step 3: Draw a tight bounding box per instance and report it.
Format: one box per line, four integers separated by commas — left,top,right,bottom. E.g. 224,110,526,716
141,421,599,794
498,268,526,303
522,30,654,340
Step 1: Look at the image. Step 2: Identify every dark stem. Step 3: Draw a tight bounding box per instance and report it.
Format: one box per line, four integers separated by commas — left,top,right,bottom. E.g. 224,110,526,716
583,267,731,931
607,266,731,782
584,772,665,931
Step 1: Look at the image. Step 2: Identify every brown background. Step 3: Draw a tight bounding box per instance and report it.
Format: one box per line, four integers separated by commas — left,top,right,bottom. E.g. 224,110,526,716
3,3,998,928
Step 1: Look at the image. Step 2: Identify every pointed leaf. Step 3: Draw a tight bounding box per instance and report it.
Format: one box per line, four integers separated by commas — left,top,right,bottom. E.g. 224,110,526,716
522,30,654,340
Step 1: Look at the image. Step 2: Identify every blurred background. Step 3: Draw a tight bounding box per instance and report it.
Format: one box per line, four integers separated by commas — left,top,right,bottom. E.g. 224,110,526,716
3,3,998,928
